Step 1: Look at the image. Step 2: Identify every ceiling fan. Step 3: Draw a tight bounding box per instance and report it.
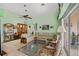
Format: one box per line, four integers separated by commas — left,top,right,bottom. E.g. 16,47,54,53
18,15,32,19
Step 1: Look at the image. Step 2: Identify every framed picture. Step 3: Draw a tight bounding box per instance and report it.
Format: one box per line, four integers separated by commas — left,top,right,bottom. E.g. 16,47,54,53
42,25,49,30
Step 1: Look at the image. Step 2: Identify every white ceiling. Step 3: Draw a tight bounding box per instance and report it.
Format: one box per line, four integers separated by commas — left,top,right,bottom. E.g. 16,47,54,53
0,3,59,18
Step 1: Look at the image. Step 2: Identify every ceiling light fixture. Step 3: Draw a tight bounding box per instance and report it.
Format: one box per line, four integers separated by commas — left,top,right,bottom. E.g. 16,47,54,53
25,9,27,12
41,3,45,6
24,4,26,7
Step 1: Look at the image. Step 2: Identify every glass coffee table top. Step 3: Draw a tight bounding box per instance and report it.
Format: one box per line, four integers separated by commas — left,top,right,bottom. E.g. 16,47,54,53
19,40,46,56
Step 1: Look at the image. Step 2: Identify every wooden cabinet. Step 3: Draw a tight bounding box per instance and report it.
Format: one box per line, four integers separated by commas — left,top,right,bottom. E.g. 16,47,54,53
17,23,28,35
21,38,27,44
4,23,14,42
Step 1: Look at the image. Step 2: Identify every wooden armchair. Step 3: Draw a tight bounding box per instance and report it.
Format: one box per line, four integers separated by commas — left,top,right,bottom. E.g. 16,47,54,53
39,38,59,56
39,46,56,56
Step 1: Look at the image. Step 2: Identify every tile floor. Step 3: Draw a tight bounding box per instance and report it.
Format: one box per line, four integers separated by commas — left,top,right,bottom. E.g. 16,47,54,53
2,38,67,56
2,39,26,56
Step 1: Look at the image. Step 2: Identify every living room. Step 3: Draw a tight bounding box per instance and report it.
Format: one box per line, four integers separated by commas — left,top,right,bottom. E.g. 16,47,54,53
0,3,79,56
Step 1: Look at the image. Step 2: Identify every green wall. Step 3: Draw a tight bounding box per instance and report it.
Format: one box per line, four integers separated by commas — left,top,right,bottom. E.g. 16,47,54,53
0,9,4,17
26,13,59,33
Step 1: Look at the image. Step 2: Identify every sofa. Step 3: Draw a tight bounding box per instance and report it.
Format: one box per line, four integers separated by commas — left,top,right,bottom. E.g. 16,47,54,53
35,32,57,41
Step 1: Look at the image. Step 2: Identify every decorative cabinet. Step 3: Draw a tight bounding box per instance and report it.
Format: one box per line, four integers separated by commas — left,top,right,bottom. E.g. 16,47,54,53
4,23,14,42
17,23,28,36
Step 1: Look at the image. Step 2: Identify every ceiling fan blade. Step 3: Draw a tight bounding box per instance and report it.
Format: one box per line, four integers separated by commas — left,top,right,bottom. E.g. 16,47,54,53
26,16,32,19
23,15,32,19
17,15,32,19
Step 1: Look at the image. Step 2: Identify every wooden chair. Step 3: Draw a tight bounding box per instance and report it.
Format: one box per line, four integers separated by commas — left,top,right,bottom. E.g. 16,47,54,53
21,38,27,44
1,50,7,56
39,46,56,56
39,38,59,56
